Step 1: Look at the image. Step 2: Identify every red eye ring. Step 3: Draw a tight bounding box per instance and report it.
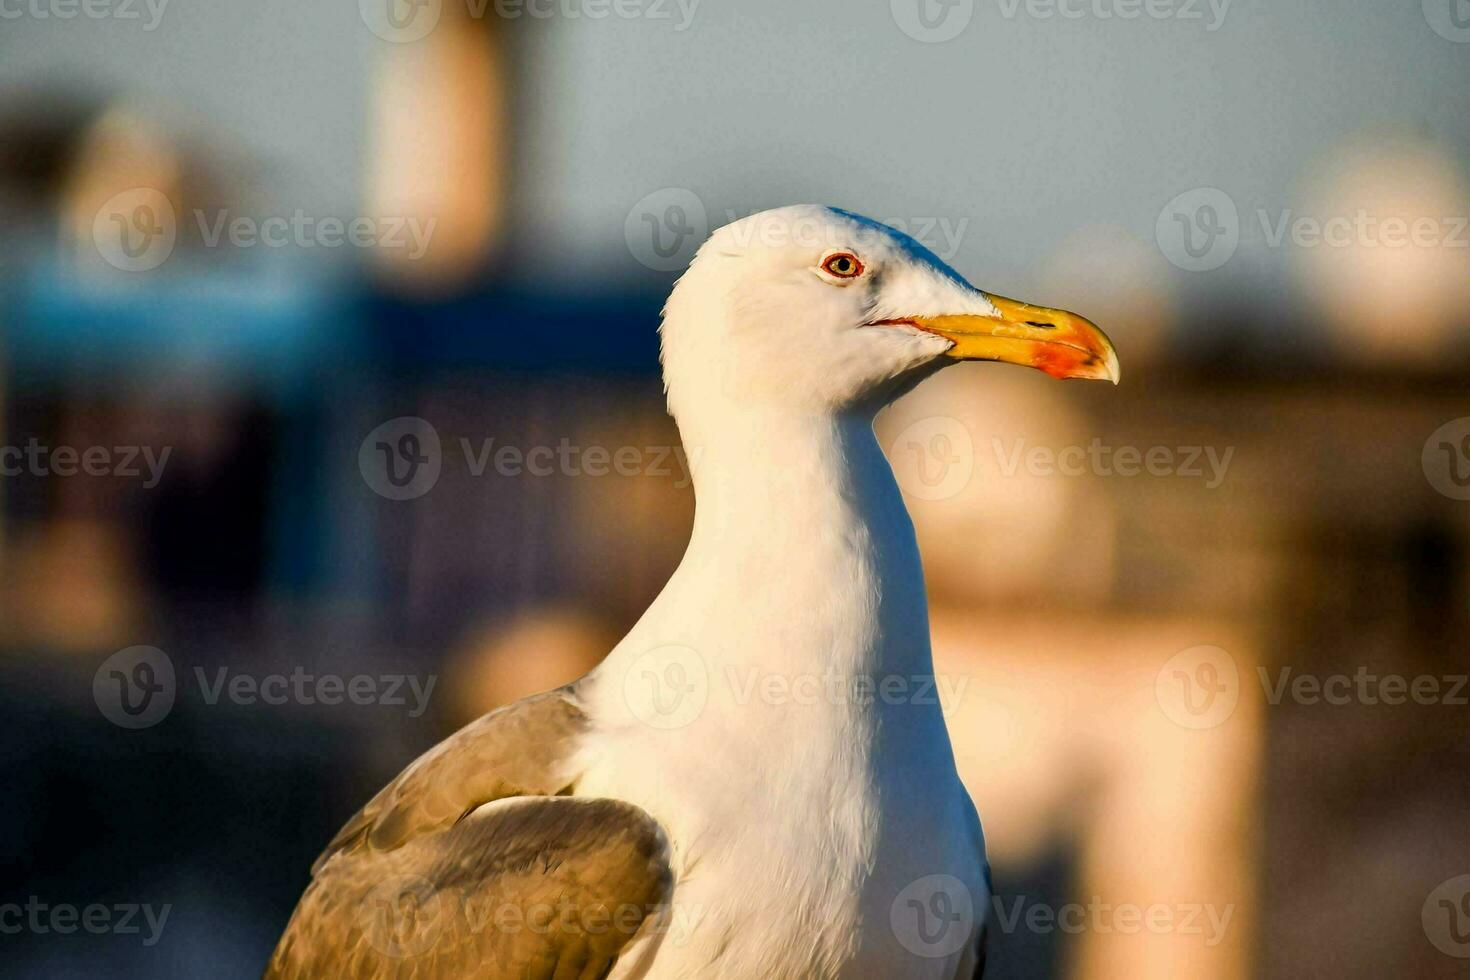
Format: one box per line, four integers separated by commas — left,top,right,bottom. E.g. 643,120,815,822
821,252,864,279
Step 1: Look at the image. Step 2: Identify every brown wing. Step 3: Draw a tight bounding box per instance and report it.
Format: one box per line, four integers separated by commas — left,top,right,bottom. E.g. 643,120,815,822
266,687,674,979
267,797,672,979
316,688,592,869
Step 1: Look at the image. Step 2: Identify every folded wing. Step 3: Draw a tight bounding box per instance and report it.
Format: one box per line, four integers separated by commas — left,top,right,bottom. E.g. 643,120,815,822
266,687,673,979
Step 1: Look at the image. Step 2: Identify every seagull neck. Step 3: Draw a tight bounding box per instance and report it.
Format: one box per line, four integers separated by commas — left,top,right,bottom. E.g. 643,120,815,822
680,406,898,536
670,404,934,679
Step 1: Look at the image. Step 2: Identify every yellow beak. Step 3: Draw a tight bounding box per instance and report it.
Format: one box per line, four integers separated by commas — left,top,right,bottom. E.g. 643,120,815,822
883,294,1120,384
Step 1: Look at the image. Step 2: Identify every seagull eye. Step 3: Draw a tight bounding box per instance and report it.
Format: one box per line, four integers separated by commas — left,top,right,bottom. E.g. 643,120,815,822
821,252,864,279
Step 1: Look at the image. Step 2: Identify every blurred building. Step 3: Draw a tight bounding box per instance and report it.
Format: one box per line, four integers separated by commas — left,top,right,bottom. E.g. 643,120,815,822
1,4,1468,979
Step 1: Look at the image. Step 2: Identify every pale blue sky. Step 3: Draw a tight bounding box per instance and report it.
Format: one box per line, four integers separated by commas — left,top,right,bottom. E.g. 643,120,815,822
1,0,1465,294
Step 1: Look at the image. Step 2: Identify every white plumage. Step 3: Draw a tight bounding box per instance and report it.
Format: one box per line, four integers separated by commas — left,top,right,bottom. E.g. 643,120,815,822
269,204,1118,980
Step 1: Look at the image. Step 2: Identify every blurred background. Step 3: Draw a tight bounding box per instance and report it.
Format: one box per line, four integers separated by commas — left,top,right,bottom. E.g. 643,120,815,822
2,1,1468,977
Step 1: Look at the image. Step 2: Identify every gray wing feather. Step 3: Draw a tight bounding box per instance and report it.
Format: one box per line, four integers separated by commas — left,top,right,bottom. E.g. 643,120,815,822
318,688,591,869
267,686,674,979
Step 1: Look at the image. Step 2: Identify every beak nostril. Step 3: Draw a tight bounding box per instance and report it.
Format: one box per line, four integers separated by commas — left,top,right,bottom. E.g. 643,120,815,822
904,296,1114,382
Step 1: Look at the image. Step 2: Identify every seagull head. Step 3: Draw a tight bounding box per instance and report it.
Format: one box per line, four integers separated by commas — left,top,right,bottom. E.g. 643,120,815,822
660,205,1118,423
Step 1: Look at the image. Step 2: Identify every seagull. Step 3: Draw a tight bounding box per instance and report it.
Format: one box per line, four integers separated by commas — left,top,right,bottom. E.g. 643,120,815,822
266,205,1118,979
